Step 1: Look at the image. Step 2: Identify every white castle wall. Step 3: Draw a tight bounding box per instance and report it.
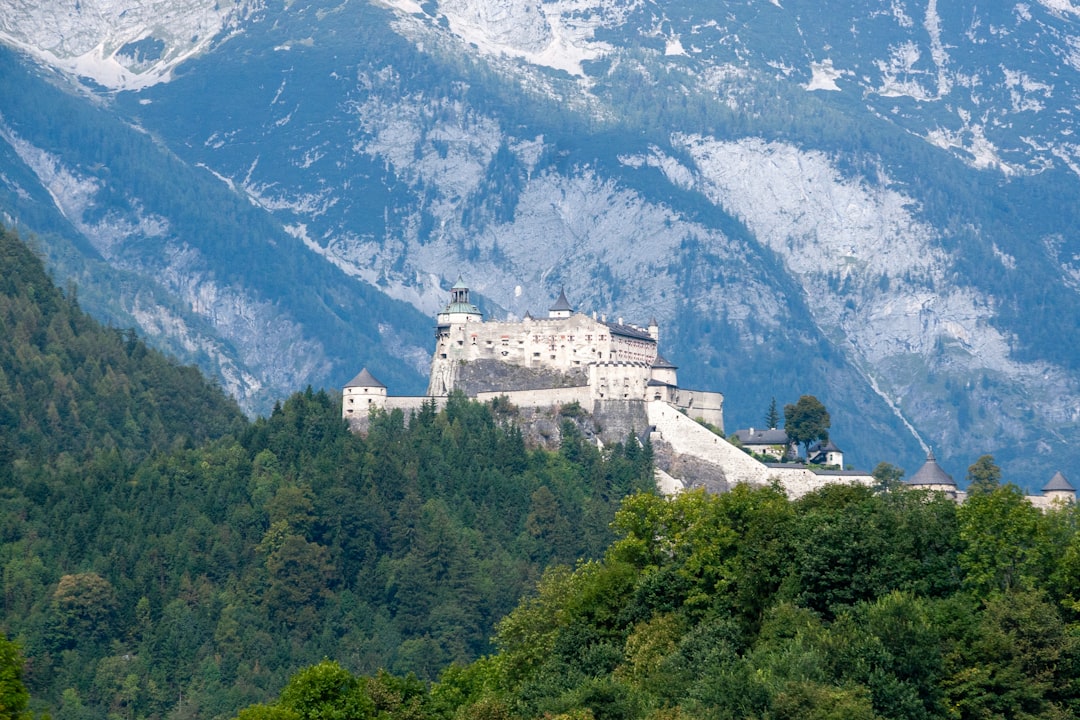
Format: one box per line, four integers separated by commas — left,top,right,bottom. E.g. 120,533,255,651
590,362,653,401
475,385,593,409
430,313,659,396
343,384,387,419
669,389,725,431
646,401,871,498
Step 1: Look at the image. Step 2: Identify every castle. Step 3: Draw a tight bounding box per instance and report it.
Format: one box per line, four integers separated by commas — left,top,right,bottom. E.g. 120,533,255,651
342,281,876,498
343,281,1076,504
344,280,723,430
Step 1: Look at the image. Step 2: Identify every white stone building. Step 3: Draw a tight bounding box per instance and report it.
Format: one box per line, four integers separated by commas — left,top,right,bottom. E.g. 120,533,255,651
353,280,728,428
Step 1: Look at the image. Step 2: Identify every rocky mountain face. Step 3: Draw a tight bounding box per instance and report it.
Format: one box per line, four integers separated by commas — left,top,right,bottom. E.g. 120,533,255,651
3,0,1080,486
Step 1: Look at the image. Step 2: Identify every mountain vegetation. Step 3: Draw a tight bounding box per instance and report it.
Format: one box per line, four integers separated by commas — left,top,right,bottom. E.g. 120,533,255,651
0,226,654,720
234,483,1080,720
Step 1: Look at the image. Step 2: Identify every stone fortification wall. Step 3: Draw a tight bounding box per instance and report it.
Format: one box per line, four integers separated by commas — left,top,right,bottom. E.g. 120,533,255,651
768,468,874,499
646,401,870,498
592,400,650,445
345,396,446,433
590,362,653,401
476,385,593,410
670,389,725,431
648,401,772,487
438,358,589,397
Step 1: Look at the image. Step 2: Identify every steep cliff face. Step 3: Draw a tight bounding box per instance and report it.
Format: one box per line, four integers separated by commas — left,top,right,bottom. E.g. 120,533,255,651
3,0,1080,485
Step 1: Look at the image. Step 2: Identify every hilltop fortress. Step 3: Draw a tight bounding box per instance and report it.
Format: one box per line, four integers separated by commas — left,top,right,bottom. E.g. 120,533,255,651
343,281,884,497
345,280,721,432
345,281,1076,504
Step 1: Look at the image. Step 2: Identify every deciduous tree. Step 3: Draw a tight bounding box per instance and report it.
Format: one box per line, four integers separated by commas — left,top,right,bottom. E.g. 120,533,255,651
783,396,830,458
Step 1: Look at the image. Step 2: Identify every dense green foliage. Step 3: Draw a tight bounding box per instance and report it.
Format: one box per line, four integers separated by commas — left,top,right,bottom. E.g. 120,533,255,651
0,228,654,719
783,396,831,457
0,226,246,469
3,388,653,719
245,482,1080,720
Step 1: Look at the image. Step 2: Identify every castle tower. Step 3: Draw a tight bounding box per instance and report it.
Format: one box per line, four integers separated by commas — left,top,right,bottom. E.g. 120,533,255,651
650,354,678,388
1042,471,1076,504
430,278,483,396
548,288,573,319
906,450,957,498
342,368,387,419
436,277,483,328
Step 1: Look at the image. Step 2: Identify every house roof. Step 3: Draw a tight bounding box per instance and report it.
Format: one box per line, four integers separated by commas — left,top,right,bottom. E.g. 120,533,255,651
907,451,955,487
549,289,573,313
1043,471,1075,493
810,439,841,453
734,427,789,445
345,368,385,389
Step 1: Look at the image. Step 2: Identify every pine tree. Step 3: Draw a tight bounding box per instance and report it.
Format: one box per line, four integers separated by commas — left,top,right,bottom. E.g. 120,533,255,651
765,397,780,429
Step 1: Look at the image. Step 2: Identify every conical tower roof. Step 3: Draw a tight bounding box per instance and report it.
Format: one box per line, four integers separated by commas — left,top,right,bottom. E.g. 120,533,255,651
1043,471,1075,493
452,276,469,290
345,368,385,389
907,451,955,487
549,288,573,313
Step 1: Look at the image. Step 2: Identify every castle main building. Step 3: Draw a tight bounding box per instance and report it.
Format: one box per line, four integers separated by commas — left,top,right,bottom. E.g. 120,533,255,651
345,280,724,432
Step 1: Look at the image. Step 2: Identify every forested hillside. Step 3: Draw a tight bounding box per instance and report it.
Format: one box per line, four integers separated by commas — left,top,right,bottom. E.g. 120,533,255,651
0,228,655,719
0,226,246,468
239,483,1080,720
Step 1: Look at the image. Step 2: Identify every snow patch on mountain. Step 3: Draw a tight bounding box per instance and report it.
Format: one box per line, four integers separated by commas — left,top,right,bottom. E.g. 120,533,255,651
1037,0,1080,17
0,0,258,90
806,59,843,91
379,0,639,76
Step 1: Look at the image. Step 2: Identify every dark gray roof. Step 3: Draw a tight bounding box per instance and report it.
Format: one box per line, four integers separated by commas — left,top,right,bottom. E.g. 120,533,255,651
647,379,676,387
652,354,678,369
735,427,790,445
345,368,385,389
810,439,841,453
1044,471,1075,492
907,451,955,487
603,320,654,341
549,289,573,313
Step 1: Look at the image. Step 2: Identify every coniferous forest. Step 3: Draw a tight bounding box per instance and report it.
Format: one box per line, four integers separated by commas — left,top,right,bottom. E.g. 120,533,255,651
5,222,1080,720
0,226,653,718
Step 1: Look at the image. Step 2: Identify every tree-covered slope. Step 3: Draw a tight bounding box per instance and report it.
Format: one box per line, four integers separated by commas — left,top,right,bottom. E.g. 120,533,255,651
239,482,1080,720
0,226,246,467
0,253,656,719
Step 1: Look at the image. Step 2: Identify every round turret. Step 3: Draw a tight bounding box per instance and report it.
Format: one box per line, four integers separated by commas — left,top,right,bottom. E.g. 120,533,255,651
1042,471,1076,504
436,277,483,330
342,368,387,418
907,451,957,497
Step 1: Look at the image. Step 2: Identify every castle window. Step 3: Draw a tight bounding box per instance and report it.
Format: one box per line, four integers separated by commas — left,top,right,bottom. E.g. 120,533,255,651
533,352,540,358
